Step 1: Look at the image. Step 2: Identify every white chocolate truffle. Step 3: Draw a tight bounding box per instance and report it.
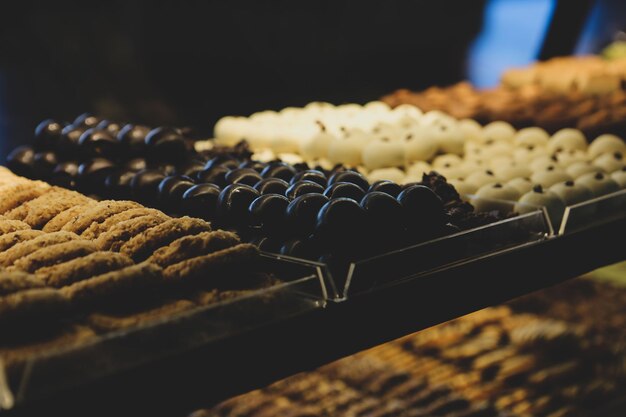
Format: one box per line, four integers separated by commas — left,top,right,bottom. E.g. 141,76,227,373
392,104,423,120
548,128,587,153
465,169,498,188
514,127,550,148
420,110,455,127
611,168,626,188
213,116,246,145
270,134,300,154
436,166,467,181
593,152,625,173
450,178,478,196
407,161,432,178
362,137,405,171
576,172,621,197
432,123,464,155
458,119,483,143
530,166,572,188
471,183,521,214
566,161,602,178
482,121,516,142
432,154,463,169
404,128,438,162
367,167,406,183
514,146,547,165
506,177,534,195
495,164,533,182
515,185,566,229
364,101,391,112
482,142,513,160
327,136,363,167
555,149,589,167
300,123,335,160
588,134,626,159
530,155,559,172
549,180,594,206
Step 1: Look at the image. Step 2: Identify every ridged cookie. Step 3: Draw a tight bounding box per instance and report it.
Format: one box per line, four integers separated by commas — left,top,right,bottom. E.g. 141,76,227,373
61,200,142,235
36,251,134,288
81,207,169,239
0,218,31,235
0,271,46,296
0,231,80,267
147,230,240,268
120,217,212,261
11,240,97,273
0,288,69,323
43,204,91,232
0,230,45,253
0,182,51,214
95,215,169,251
87,299,196,332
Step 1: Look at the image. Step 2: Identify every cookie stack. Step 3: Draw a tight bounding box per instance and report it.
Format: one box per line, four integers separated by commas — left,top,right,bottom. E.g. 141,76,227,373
193,277,626,417
0,167,264,371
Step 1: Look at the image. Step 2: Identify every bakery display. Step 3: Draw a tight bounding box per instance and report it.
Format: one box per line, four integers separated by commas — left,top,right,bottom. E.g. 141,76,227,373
193,276,626,417
0,168,276,374
382,56,626,138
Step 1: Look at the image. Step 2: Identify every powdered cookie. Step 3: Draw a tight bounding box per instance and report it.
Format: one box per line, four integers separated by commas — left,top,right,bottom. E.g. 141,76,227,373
82,207,169,239
12,240,97,273
0,218,30,235
120,217,212,261
148,230,240,268
95,215,169,251
0,288,69,324
87,299,196,332
61,200,142,235
0,182,51,214
0,231,80,267
0,230,45,253
43,204,91,232
37,251,134,288
0,272,46,296
60,261,163,306
163,243,258,285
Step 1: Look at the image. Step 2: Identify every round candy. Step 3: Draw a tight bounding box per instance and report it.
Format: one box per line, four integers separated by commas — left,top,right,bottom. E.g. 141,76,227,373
104,169,137,200
145,127,188,163
175,160,205,178
328,170,369,191
368,180,402,198
130,169,166,204
34,119,64,150
205,157,240,171
290,170,327,187
181,183,221,219
254,178,290,195
96,120,123,136
360,191,404,235
396,185,446,229
249,194,290,234
73,113,101,128
124,157,148,172
196,166,230,187
279,238,320,260
117,124,150,155
158,175,195,208
260,163,297,182
50,161,79,189
58,125,87,156
239,160,268,173
6,146,35,177
315,198,366,241
286,193,329,236
225,168,263,187
32,151,59,179
323,182,365,201
77,158,116,191
78,128,120,159
217,184,260,226
286,180,325,199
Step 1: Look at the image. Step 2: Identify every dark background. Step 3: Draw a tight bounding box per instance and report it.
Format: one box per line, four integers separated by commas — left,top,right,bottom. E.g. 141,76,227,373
0,0,622,159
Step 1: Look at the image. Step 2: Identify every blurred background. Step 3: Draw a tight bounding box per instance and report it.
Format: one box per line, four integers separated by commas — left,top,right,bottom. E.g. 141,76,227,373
0,0,624,159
